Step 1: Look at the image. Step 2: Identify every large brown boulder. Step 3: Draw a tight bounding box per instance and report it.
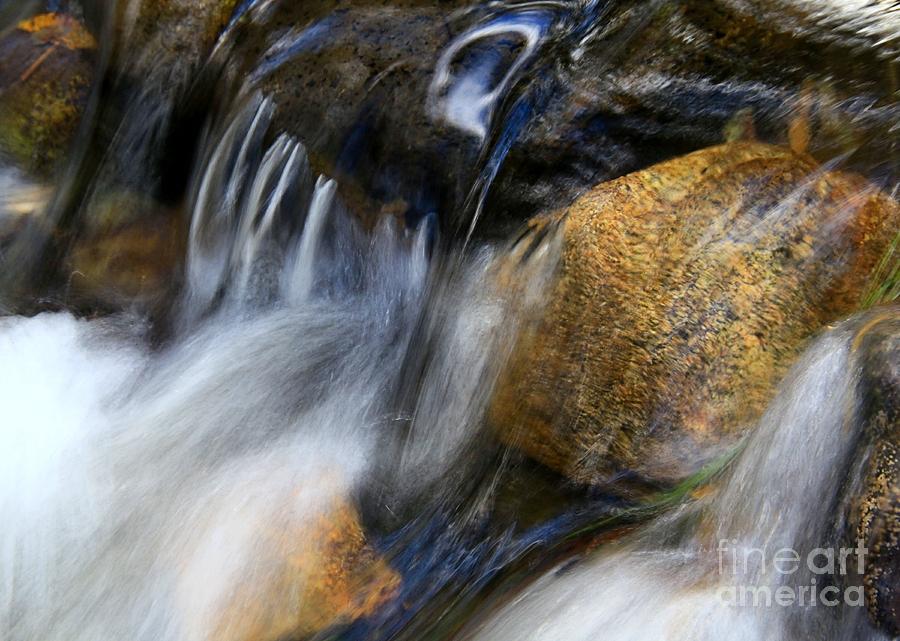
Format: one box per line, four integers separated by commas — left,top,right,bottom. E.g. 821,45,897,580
490,141,900,492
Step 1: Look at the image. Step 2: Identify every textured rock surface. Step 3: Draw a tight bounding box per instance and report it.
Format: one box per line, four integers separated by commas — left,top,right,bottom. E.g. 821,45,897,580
218,1,897,238
0,13,96,174
491,142,900,491
225,0,482,232
848,309,900,635
485,0,898,235
80,0,236,75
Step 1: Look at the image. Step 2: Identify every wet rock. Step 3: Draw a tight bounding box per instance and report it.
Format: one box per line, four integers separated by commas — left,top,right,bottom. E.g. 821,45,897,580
846,309,900,635
716,0,899,63
0,12,96,175
485,0,898,236
211,495,400,641
79,0,237,74
65,192,184,312
225,0,485,232
112,0,237,75
220,0,897,239
62,0,240,213
490,141,900,493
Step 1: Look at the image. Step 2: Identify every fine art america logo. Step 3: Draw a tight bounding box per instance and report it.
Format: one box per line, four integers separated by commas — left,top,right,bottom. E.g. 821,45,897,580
716,539,869,608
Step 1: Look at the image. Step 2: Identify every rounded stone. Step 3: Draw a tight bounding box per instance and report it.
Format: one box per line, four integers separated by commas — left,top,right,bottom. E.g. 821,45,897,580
490,142,900,493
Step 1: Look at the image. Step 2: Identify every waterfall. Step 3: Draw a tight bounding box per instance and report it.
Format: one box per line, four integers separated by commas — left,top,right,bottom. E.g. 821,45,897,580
0,87,560,641
0,2,895,640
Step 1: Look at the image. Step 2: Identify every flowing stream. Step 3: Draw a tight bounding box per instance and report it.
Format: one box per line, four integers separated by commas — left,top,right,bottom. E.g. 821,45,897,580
0,1,897,641
0,85,559,641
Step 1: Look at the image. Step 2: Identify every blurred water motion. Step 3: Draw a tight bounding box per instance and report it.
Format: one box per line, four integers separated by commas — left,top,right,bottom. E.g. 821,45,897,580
0,1,897,641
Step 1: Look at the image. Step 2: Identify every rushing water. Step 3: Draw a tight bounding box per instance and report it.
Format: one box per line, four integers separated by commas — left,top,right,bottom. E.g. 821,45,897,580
0,1,897,640
0,136,890,641
0,80,561,640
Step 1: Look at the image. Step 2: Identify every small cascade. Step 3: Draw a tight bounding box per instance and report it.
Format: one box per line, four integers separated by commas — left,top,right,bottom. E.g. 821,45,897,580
0,2,895,641
184,95,312,322
466,322,887,641
0,79,567,640
282,176,337,305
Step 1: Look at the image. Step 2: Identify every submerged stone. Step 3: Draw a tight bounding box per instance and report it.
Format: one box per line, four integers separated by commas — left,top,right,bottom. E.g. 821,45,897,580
491,141,900,493
66,192,185,313
210,495,400,641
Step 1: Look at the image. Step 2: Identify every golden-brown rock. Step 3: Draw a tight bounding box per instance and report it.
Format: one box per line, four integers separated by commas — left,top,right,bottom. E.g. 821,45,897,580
491,142,900,492
211,495,400,641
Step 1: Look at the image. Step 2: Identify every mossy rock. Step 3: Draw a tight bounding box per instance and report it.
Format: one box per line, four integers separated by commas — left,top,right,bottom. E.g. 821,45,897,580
0,12,96,175
491,141,900,493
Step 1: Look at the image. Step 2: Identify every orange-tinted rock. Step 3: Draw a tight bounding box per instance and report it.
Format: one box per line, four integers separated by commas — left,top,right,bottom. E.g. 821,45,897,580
17,13,96,49
212,496,400,641
491,142,900,492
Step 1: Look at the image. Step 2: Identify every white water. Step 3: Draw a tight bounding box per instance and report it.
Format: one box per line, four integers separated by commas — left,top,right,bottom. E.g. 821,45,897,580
0,110,889,639
467,322,889,641
1,30,893,639
3,135,887,639
0,93,558,641
0,306,384,641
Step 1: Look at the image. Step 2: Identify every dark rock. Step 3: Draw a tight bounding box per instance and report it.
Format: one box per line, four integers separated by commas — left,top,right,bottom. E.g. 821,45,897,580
0,12,96,175
845,308,900,635
222,0,488,233
219,0,898,239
